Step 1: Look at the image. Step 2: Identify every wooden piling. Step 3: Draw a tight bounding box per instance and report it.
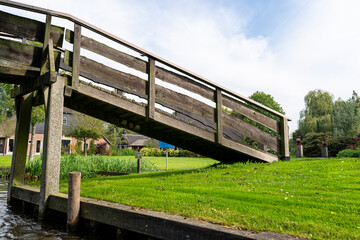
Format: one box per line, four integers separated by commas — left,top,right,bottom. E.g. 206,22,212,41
67,172,81,232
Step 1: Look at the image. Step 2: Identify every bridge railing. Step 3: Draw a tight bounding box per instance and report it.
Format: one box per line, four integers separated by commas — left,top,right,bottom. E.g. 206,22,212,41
0,0,291,161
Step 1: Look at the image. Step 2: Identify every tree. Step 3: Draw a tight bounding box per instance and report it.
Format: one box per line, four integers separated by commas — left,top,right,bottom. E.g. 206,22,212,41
296,90,334,137
28,106,45,161
66,112,105,156
249,91,285,115
0,83,14,122
105,124,129,149
333,92,360,137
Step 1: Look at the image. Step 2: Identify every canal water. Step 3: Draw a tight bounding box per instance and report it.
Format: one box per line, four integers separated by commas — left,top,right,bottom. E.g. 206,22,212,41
0,179,99,240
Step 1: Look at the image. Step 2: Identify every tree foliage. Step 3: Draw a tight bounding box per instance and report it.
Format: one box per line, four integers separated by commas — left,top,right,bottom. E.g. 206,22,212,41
29,106,45,161
0,83,14,122
66,112,105,156
249,91,285,115
296,90,334,137
333,93,360,137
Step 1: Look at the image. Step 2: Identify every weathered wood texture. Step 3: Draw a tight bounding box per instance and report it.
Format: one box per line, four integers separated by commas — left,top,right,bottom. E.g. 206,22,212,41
222,112,279,152
222,95,279,133
146,58,155,119
65,30,215,101
63,52,215,121
7,93,33,204
0,11,64,46
0,38,61,69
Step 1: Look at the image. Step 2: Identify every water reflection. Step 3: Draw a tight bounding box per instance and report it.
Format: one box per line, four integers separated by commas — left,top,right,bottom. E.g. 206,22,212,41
0,179,95,240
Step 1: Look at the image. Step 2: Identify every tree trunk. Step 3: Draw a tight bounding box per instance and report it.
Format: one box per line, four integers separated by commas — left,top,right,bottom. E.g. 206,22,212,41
83,138,87,156
29,123,36,161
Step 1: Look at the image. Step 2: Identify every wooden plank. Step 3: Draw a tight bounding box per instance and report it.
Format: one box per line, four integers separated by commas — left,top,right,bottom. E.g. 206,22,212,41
154,111,214,142
41,14,51,75
65,29,147,73
222,138,278,163
64,30,214,101
155,66,214,101
222,95,279,133
75,82,146,118
11,71,56,98
156,85,214,120
64,52,147,96
222,112,279,152
147,58,155,119
215,88,223,144
0,11,64,47
72,24,81,90
279,117,290,160
0,38,61,68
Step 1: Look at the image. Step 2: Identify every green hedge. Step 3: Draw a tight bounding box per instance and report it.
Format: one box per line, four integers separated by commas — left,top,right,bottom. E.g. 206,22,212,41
302,132,357,157
140,147,202,157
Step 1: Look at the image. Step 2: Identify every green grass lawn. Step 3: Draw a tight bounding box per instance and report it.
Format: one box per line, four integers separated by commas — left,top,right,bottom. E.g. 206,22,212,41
104,156,219,169
55,157,360,240
0,155,12,167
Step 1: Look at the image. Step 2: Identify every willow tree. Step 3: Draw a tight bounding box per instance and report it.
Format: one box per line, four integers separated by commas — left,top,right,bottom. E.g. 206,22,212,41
297,90,334,137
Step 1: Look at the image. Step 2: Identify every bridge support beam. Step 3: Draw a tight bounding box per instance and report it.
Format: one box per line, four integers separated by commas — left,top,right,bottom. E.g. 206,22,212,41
7,93,33,204
39,75,65,217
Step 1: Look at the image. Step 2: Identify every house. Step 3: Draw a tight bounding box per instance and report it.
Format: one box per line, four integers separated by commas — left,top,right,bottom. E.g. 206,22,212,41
0,108,110,156
121,134,159,150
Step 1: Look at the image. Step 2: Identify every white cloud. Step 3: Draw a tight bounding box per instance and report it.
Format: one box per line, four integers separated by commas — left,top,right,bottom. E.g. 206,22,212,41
5,0,360,133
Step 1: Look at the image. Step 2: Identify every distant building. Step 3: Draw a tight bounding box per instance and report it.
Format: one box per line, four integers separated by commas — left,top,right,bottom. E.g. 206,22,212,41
122,134,159,150
0,108,110,156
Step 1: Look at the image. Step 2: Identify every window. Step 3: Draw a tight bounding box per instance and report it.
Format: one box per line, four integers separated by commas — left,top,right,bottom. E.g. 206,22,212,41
36,140,41,153
63,116,67,125
9,139,14,152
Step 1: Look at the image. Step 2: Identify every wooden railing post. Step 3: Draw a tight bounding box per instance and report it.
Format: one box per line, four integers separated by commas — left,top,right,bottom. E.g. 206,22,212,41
215,88,223,144
72,23,82,90
40,14,52,76
147,57,155,119
280,117,290,161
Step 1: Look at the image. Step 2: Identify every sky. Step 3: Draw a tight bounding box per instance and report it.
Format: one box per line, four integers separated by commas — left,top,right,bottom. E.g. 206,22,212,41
2,0,360,133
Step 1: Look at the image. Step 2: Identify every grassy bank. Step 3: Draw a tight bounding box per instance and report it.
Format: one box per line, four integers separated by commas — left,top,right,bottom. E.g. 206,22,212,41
55,157,359,240
0,155,12,167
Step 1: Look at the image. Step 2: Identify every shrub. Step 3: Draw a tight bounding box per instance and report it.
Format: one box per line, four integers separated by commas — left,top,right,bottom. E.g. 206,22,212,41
337,148,360,158
96,142,107,155
140,147,202,157
25,154,159,180
88,139,96,155
302,132,331,157
327,136,357,157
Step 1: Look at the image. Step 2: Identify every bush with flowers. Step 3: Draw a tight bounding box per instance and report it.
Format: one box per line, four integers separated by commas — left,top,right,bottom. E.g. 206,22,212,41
337,137,360,157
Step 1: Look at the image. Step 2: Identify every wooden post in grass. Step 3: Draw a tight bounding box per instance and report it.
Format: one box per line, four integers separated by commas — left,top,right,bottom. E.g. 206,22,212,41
67,172,81,232
136,150,142,174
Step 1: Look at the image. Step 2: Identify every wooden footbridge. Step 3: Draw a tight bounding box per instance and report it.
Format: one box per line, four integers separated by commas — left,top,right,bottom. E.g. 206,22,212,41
1,1,290,216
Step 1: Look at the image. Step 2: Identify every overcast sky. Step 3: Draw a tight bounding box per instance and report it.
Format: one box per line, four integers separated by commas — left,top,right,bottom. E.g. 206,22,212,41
3,0,360,132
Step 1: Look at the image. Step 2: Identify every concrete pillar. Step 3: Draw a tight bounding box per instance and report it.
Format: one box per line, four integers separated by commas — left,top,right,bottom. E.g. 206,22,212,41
295,145,303,158
7,93,33,203
39,76,65,217
295,136,304,158
67,172,81,232
321,139,328,158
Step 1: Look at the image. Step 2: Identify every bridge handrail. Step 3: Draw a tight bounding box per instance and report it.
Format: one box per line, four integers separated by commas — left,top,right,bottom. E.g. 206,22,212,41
0,0,291,121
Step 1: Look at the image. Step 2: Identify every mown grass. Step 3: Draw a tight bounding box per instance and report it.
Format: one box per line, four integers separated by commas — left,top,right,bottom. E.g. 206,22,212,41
55,157,360,240
104,156,218,169
0,155,12,167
